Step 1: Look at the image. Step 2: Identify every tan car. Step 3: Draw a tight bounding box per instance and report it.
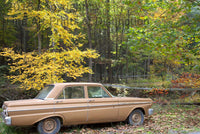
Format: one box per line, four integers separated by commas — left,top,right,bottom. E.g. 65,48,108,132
1,83,153,134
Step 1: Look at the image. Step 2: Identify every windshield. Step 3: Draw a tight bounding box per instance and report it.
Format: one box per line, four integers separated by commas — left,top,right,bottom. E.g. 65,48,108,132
35,85,54,99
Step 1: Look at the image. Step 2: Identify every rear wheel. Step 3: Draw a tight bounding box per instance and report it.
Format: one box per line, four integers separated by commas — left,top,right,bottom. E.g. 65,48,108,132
37,117,61,134
128,109,144,126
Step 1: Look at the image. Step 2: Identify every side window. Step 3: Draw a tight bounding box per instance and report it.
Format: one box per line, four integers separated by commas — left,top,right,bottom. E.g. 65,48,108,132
88,86,110,98
58,86,84,99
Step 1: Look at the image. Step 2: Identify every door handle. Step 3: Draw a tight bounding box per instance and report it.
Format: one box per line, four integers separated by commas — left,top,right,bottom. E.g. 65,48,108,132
88,99,95,102
56,100,63,103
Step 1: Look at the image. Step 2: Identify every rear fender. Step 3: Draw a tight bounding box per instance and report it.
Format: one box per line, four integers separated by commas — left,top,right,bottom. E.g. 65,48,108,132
33,114,65,125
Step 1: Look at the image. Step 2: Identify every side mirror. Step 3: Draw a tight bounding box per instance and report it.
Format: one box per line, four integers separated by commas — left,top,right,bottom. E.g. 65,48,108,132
117,94,122,97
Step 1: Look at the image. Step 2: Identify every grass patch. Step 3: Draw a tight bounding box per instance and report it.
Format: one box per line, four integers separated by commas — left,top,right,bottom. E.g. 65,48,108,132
0,118,23,134
126,77,171,88
0,109,36,134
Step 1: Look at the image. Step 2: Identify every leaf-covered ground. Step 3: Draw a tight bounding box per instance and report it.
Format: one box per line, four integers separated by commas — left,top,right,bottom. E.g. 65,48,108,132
1,104,200,134
60,104,200,134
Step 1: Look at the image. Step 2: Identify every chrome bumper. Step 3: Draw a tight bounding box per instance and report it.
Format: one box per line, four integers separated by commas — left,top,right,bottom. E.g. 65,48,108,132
1,112,11,125
148,108,154,116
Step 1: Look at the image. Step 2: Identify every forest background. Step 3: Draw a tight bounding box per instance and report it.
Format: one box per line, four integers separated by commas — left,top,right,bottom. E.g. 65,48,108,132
0,0,200,99
0,0,200,133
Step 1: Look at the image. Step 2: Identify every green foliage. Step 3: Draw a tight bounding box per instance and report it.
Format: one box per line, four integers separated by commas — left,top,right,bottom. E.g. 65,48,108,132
1,0,200,85
122,0,200,78
0,114,23,134
0,0,17,47
0,65,9,86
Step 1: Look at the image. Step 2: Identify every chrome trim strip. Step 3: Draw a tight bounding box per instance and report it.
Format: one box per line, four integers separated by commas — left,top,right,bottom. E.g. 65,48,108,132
9,105,88,112
119,102,152,105
89,102,151,108
9,102,151,112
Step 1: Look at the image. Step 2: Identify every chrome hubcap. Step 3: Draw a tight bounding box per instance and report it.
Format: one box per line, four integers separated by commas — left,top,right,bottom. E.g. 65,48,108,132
43,118,56,133
132,112,141,123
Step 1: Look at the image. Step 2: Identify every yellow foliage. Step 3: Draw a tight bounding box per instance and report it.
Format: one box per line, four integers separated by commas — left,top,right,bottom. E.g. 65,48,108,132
7,0,81,48
149,2,184,23
1,48,99,90
2,0,101,91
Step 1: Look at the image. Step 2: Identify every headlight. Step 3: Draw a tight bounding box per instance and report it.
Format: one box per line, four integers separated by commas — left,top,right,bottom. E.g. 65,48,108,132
4,108,8,116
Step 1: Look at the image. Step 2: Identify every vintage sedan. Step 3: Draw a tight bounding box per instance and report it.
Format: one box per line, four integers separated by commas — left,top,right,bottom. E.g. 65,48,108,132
1,83,153,134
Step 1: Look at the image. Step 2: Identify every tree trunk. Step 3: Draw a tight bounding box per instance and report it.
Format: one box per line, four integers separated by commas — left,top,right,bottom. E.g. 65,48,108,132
98,28,103,82
23,28,26,52
147,55,150,78
85,0,93,82
22,13,27,52
125,10,130,83
106,0,112,83
37,30,42,54
2,16,5,47
37,0,42,54
37,22,42,54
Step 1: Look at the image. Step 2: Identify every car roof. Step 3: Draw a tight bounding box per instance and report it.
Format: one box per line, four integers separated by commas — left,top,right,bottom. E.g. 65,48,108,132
52,82,103,86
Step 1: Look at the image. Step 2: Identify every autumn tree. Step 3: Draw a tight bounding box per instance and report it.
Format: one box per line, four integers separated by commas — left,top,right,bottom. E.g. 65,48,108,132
124,0,200,78
1,0,200,86
1,0,99,90
1,48,99,90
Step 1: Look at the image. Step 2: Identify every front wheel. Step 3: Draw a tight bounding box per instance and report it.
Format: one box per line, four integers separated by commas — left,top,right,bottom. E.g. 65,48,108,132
128,109,144,126
37,117,61,134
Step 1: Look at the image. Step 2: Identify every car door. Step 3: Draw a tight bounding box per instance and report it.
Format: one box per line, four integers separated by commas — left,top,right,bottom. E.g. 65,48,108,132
54,86,88,125
86,86,118,122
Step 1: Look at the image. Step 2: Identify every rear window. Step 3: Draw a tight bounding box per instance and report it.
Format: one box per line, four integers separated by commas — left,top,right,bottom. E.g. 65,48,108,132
35,85,54,99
